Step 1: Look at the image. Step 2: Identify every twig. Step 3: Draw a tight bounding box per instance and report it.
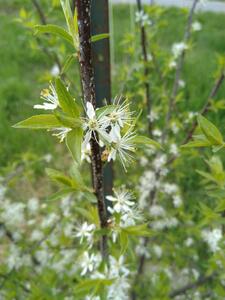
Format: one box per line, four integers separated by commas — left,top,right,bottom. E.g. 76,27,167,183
166,70,225,165
136,0,153,136
75,0,108,259
164,0,199,136
31,0,62,71
169,273,216,298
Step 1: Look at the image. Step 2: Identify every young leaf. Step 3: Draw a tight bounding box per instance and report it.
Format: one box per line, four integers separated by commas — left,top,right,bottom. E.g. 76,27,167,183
13,114,62,129
133,135,162,149
34,24,73,45
198,115,223,145
181,140,212,148
61,54,76,74
66,128,83,164
55,112,82,128
91,33,109,43
95,105,118,118
55,78,80,118
122,224,152,237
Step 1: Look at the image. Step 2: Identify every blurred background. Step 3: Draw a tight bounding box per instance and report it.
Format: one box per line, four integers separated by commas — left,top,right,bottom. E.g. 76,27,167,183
0,0,225,168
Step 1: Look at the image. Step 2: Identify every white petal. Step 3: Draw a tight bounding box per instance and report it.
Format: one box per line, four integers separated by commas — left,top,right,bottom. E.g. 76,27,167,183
86,102,95,119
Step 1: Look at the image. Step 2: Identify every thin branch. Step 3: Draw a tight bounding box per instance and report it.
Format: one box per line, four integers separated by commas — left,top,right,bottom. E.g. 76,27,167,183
166,70,225,165
169,273,216,298
136,0,153,136
31,0,47,25
164,0,199,135
31,0,62,71
183,70,225,145
75,0,108,259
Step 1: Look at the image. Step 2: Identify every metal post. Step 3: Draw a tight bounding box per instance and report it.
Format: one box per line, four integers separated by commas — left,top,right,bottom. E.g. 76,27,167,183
91,0,113,199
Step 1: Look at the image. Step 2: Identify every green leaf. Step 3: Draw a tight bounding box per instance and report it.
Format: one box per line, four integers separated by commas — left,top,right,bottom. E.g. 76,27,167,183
198,115,223,145
55,112,82,128
47,188,75,201
123,224,152,236
13,114,62,129
181,140,212,148
95,105,118,118
91,33,109,43
74,279,114,296
34,24,73,45
66,128,83,164
120,231,129,254
61,54,76,74
133,135,162,149
46,168,85,190
55,78,80,118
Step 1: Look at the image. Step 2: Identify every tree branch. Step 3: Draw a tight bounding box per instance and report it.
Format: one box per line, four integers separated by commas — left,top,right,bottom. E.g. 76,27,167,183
136,0,153,136
165,0,199,134
75,0,108,259
169,273,216,298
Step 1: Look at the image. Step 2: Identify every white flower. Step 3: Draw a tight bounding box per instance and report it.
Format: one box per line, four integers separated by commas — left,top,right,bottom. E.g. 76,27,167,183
27,197,39,214
192,21,202,32
169,60,177,69
169,144,179,156
109,256,130,278
135,10,152,27
34,83,59,110
81,141,91,163
152,129,162,137
50,64,60,77
0,185,7,201
83,102,110,146
107,277,130,300
163,183,178,195
147,111,159,122
80,251,100,276
185,237,194,247
108,97,133,129
1,201,25,226
201,228,222,252
172,42,188,59
153,245,162,258
149,205,166,218
43,153,52,163
120,208,142,227
108,126,136,171
75,222,96,244
30,230,44,241
178,80,185,88
51,127,72,142
153,154,167,170
173,195,182,208
106,189,135,214
171,122,179,134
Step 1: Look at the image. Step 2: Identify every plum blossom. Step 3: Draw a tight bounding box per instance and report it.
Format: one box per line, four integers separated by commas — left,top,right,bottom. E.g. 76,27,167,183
51,127,72,142
192,21,202,32
34,83,59,110
75,222,96,244
172,42,188,59
106,188,135,214
80,251,100,276
135,10,152,27
201,228,223,252
108,125,136,171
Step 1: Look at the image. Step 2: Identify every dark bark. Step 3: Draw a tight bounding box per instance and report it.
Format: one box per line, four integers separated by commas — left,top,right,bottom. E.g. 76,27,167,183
75,0,108,259
136,0,153,136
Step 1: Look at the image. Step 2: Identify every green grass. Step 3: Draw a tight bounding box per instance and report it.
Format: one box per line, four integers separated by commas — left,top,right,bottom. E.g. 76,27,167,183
0,3,225,166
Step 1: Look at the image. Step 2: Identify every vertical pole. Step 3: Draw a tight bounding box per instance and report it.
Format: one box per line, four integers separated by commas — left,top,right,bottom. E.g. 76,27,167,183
91,0,113,200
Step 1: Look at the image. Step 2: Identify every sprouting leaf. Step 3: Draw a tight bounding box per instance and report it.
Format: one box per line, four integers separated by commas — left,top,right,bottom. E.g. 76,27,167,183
34,24,73,45
55,112,82,128
66,128,83,164
91,33,109,43
120,231,129,254
133,135,162,149
95,105,118,118
13,114,62,129
198,115,223,145
55,78,80,118
122,224,151,236
61,54,76,74
47,188,75,201
74,278,114,296
181,140,212,148
46,168,85,190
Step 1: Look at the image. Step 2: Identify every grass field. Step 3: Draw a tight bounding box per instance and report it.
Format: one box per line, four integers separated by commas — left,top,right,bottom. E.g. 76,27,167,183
0,2,225,167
